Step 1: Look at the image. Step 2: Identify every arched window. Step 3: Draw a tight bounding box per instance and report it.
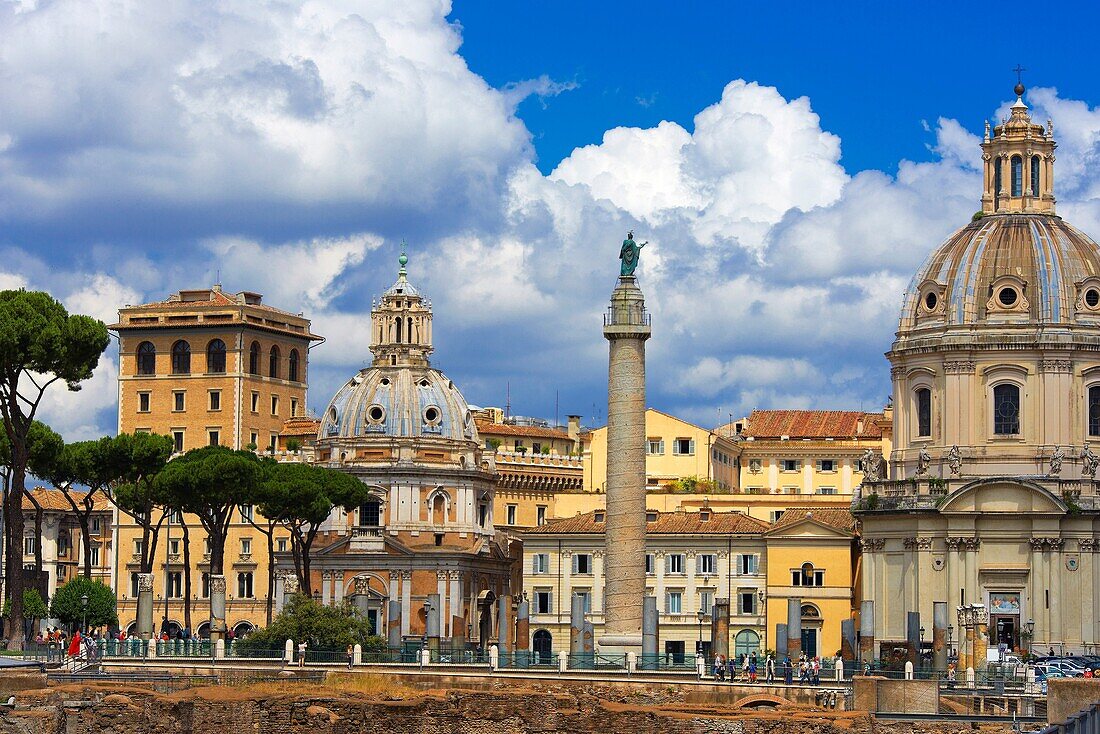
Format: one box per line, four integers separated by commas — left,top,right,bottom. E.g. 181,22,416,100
206,339,226,374
171,340,191,375
915,387,931,437
248,342,260,375
801,603,821,618
1031,155,1041,196
268,345,280,378
407,317,413,343
136,341,156,375
1089,385,1100,437
994,158,1003,209
395,316,403,343
734,629,761,658
1011,155,1023,197
288,349,300,382
993,383,1021,435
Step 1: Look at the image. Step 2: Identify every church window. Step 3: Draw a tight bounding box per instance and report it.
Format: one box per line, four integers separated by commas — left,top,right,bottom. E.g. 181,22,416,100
998,287,1018,307
1088,386,1100,436
395,317,403,343
206,339,226,373
171,340,191,374
136,341,156,375
288,349,299,382
1011,155,1023,197
993,383,1021,435
367,405,385,424
924,291,938,311
268,345,280,378
359,500,381,527
916,388,932,437
1086,289,1100,309
1031,155,1041,196
248,342,260,375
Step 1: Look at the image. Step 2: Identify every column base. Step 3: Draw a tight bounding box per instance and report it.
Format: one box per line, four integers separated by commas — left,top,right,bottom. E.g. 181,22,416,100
598,634,643,654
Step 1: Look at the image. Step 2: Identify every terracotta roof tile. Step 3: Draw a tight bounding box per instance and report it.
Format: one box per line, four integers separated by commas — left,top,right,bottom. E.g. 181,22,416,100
280,417,321,436
475,421,570,441
769,506,856,533
720,410,885,440
526,509,770,535
21,487,110,512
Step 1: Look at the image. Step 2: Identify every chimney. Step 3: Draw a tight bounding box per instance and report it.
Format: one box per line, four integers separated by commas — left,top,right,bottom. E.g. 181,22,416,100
567,415,581,449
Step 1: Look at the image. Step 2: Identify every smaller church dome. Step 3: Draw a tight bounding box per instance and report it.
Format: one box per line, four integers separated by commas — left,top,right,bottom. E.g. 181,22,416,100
320,366,478,443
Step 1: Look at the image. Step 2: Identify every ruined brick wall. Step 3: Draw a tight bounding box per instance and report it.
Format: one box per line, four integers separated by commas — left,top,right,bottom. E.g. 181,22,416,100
0,683,1019,734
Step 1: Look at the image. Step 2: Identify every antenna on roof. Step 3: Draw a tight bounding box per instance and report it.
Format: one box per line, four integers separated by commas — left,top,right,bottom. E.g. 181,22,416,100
505,382,511,421
555,389,559,429
215,268,221,287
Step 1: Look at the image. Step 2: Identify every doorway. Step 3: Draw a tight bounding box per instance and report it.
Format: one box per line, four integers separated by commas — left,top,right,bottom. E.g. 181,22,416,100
800,628,818,657
533,629,552,664
666,640,686,665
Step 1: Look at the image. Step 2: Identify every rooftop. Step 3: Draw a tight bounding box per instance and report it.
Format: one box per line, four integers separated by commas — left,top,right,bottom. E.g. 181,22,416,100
22,487,111,513
769,506,856,533
719,409,885,440
474,420,571,441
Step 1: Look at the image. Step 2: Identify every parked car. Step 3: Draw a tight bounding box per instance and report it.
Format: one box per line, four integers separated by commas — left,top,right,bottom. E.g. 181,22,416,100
1039,660,1085,678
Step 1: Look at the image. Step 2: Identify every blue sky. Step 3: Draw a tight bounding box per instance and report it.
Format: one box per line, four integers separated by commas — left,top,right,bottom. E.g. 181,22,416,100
456,1,1100,175
3,1,1100,440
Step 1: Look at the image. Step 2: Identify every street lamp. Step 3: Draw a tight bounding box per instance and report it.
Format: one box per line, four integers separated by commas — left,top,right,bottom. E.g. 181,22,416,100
80,593,89,635
1025,618,1035,659
947,624,954,659
919,625,925,667
696,609,706,656
996,620,1005,661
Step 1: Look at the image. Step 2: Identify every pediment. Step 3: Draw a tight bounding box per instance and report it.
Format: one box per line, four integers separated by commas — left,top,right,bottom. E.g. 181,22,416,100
765,517,852,539
939,479,1067,515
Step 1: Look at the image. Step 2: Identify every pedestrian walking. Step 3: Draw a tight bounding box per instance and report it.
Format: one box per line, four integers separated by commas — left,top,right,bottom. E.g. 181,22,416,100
346,644,354,669
812,656,820,685
713,654,724,681
749,657,757,682
726,655,735,682
765,653,775,683
783,656,793,685
297,640,307,668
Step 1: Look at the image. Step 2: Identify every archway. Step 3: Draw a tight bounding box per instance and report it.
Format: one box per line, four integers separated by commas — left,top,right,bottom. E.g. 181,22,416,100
533,629,552,664
196,622,211,640
734,629,761,659
232,621,255,639
477,590,496,648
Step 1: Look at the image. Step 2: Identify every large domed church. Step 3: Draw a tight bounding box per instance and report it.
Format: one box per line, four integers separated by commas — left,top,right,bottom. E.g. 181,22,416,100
857,82,1100,661
296,254,518,648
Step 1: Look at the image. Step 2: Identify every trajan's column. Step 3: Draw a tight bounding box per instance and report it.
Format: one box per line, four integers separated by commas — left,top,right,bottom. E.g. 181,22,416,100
600,231,651,654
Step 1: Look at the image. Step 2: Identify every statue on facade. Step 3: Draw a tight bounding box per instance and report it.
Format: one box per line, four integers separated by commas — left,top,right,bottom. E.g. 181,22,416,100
916,447,931,476
946,445,963,476
1048,445,1065,476
1082,443,1100,480
619,230,647,277
860,448,881,482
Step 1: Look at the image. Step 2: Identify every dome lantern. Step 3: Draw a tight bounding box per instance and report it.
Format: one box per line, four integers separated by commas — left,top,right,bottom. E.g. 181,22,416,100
980,79,1056,216
370,248,434,368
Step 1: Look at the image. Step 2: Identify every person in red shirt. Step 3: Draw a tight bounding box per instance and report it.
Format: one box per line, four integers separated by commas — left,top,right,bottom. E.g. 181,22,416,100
67,630,82,657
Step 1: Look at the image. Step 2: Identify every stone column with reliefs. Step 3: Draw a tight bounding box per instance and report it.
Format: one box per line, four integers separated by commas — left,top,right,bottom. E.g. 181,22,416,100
600,273,650,654
209,574,227,643
353,576,370,619
137,573,155,640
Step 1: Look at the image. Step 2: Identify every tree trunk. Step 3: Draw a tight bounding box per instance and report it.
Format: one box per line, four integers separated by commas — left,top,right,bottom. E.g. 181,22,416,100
79,514,92,579
300,526,318,597
265,522,275,625
180,520,192,632
6,460,27,649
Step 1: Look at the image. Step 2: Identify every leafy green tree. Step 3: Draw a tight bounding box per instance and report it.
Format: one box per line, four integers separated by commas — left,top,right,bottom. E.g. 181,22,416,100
110,433,174,573
49,577,117,631
0,290,108,648
153,446,264,576
257,462,372,595
3,589,48,620
237,594,383,653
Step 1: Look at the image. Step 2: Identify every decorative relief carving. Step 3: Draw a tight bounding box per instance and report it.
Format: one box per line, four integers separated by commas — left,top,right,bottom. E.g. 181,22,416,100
962,537,981,551
137,573,154,592
860,538,886,552
904,537,935,551
1039,359,1072,373
283,575,299,594
400,570,413,581
209,575,226,594
945,537,965,551
389,570,401,582
944,361,976,375
353,576,370,595
1080,539,1100,552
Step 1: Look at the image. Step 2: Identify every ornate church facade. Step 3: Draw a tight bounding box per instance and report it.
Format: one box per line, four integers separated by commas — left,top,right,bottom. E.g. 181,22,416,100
277,254,519,648
856,82,1100,658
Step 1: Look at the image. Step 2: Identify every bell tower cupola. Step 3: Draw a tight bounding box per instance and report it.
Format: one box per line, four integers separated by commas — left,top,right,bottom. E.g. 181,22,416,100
980,76,1057,216
369,248,434,368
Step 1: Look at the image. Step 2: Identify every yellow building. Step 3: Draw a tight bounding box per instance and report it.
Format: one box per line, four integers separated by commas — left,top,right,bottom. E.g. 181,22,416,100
764,507,857,660
109,285,317,637
726,410,891,513
583,408,740,494
474,411,588,530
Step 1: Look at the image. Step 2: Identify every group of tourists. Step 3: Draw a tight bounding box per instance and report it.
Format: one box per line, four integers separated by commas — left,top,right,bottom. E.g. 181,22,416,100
711,651,775,682
711,651,824,685
34,627,100,662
